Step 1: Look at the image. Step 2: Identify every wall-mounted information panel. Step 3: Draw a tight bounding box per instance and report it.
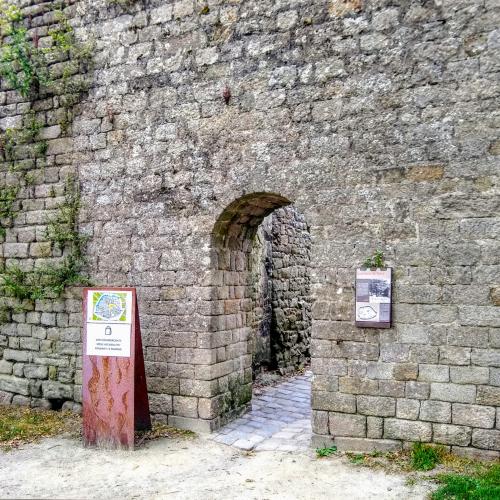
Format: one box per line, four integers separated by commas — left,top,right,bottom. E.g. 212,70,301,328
355,268,392,328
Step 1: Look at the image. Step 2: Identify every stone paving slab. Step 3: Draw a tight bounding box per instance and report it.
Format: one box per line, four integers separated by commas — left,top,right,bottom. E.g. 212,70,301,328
211,371,312,451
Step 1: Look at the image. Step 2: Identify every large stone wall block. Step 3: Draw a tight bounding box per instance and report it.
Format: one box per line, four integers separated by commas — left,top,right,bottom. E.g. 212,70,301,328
471,429,500,451
384,419,432,442
329,412,366,437
476,386,500,406
430,383,476,403
433,424,472,447
420,401,451,423
452,403,495,429
357,395,395,417
41,381,73,400
334,437,402,453
418,364,449,383
0,376,30,396
312,391,356,413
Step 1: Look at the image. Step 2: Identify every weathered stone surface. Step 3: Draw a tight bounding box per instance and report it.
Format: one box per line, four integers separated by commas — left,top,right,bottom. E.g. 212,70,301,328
0,360,12,375
173,396,199,419
329,412,366,437
450,367,490,385
472,429,500,451
0,390,13,404
393,363,418,381
23,365,48,380
406,382,430,400
430,383,476,403
420,401,451,423
334,437,402,453
0,376,30,396
41,381,73,400
357,395,395,417
148,393,173,415
452,404,495,429
384,419,432,442
418,364,449,383
433,424,472,446
476,386,500,406
455,447,500,463
312,391,355,414
367,416,383,439
3,350,30,363
396,399,420,420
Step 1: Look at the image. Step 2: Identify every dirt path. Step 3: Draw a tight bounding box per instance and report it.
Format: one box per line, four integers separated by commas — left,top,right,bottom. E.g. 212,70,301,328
0,434,434,499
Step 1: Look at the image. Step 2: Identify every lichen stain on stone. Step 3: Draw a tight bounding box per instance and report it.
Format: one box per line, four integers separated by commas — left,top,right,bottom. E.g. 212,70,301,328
328,0,363,17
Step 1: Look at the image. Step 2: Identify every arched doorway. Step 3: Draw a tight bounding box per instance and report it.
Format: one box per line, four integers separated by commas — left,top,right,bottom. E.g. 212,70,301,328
211,193,312,428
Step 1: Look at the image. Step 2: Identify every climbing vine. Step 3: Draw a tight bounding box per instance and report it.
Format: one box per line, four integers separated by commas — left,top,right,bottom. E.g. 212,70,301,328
0,1,93,307
1,176,88,301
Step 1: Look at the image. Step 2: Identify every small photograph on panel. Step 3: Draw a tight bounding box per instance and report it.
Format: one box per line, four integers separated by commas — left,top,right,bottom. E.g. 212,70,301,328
368,279,390,303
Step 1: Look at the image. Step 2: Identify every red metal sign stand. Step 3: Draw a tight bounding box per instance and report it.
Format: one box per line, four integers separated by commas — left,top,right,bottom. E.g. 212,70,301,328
82,287,151,449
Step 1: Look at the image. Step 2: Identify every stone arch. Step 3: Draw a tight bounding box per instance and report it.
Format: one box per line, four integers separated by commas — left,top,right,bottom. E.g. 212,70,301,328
210,192,312,426
212,192,292,250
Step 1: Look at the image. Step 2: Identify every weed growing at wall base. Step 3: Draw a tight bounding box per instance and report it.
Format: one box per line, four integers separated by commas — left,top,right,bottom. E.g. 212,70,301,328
316,446,337,457
411,442,446,471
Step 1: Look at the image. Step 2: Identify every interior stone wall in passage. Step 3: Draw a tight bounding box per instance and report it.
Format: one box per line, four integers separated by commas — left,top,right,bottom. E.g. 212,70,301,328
0,0,498,456
250,206,311,376
249,217,273,372
270,206,312,374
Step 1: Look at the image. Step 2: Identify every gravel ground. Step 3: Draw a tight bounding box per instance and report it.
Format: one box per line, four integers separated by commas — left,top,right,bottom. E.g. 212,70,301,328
0,434,435,499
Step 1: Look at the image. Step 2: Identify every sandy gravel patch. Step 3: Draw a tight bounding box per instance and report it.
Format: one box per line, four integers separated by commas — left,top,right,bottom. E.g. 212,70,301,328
0,434,435,499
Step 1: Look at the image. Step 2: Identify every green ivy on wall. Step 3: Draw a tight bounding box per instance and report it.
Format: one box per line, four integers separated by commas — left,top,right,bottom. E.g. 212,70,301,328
0,1,93,309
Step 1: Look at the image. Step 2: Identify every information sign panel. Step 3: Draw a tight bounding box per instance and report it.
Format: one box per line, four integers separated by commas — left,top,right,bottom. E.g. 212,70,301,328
355,268,392,328
85,289,133,357
82,287,151,450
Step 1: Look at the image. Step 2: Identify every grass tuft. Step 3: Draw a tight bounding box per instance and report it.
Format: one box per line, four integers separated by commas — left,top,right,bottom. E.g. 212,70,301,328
411,442,445,471
347,452,365,464
316,445,337,457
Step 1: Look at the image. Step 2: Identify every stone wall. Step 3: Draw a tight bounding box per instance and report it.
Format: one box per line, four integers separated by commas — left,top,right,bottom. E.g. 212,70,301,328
249,216,273,372
250,206,312,375
0,0,86,412
0,0,499,455
270,206,311,373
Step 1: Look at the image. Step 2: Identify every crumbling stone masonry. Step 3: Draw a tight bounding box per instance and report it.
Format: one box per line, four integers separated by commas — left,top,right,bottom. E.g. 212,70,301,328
0,0,499,457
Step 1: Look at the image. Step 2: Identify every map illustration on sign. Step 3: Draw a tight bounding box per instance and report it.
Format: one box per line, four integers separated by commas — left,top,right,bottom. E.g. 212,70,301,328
93,293,126,321
87,290,133,324
86,289,134,357
357,305,377,320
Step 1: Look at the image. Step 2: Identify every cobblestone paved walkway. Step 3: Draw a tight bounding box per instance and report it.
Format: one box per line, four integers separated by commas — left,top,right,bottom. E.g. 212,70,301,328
211,371,312,451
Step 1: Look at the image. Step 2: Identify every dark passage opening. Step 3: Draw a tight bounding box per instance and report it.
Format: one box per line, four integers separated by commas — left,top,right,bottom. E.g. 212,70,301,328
211,193,312,423
48,398,66,411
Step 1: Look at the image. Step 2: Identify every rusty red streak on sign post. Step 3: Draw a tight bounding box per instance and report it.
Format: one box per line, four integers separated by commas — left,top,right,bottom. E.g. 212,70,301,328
82,287,151,449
